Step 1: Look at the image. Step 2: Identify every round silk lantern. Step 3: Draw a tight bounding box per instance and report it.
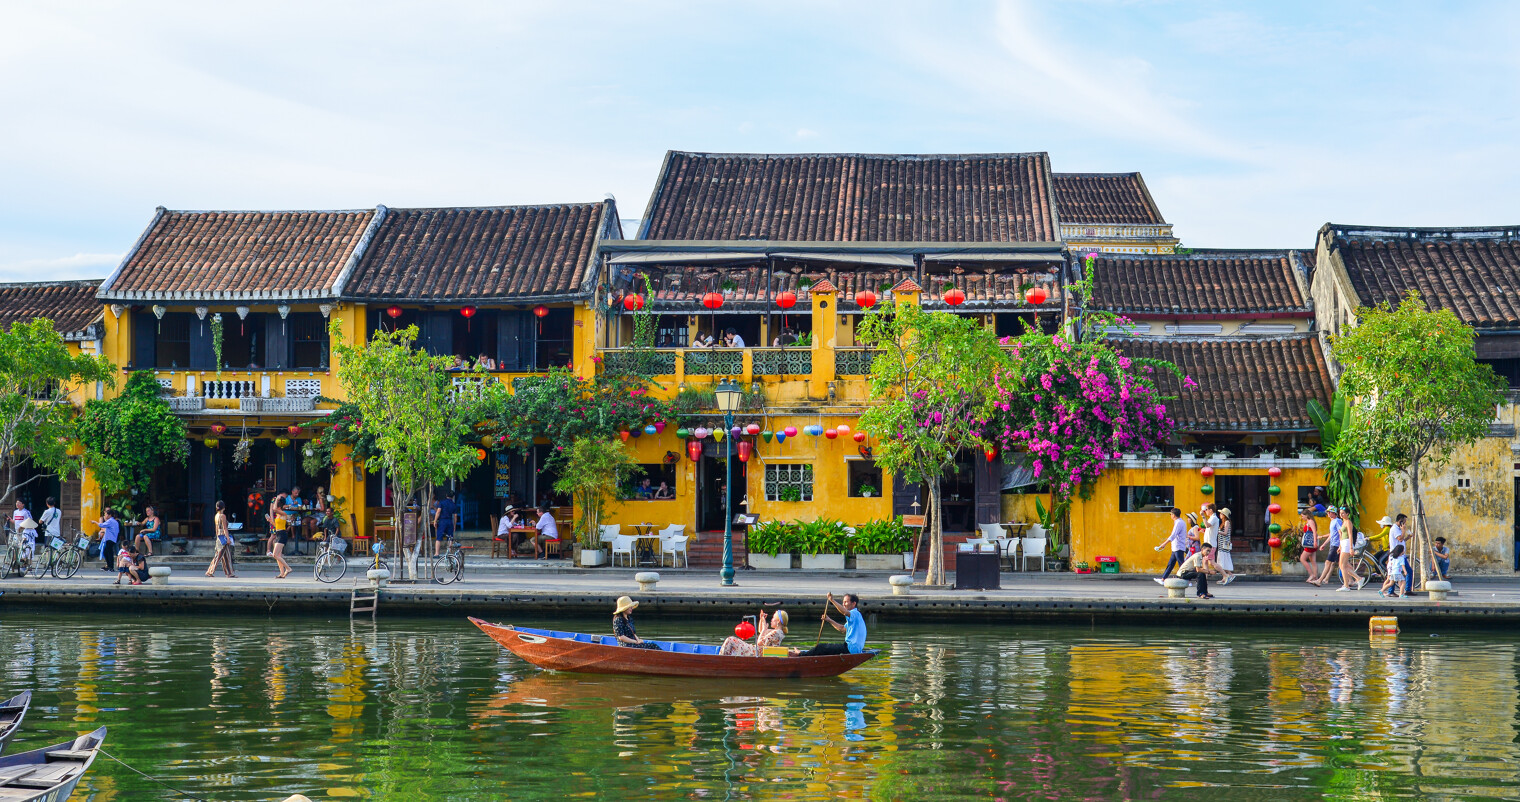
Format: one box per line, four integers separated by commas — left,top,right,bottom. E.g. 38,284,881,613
275,437,291,449
734,620,756,640
784,426,798,437
205,437,220,448
476,448,487,461
1200,466,1215,478
1268,466,1282,478
713,429,724,442
1268,523,1282,534
943,287,966,306
825,428,838,440
701,292,724,310
532,305,549,318
1268,485,1281,496
1200,483,1213,495
694,427,710,439
386,306,403,319
776,291,797,310
1267,503,1282,515
737,441,753,463
745,423,760,435
853,431,867,443
688,441,703,461
461,305,477,320
287,425,302,436
761,430,773,442
629,427,642,438
481,436,493,448
1025,286,1048,305
1268,536,1283,549
836,424,850,435
622,293,644,312
855,290,878,309
676,427,691,439
644,424,657,435
210,423,227,436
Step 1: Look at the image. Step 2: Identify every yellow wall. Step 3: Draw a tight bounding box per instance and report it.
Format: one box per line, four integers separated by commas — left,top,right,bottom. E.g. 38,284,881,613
1376,430,1516,572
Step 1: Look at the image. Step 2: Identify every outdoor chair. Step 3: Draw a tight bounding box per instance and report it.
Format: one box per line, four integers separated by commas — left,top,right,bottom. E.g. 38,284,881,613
1021,536,1047,572
657,524,685,545
610,535,637,567
661,535,689,568
977,523,1006,541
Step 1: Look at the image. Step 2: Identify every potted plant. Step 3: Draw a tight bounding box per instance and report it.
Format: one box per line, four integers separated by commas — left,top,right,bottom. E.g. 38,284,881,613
746,520,795,570
797,517,849,570
857,483,877,499
1298,446,1321,460
778,486,803,503
851,518,913,570
1178,447,1199,464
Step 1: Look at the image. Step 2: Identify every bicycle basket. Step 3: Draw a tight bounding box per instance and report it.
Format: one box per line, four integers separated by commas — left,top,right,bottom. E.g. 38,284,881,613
50,537,65,551
76,536,90,551
372,541,385,554
331,537,349,555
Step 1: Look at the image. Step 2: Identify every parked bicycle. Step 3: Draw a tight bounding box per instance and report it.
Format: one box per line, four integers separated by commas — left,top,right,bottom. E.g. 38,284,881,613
313,531,349,584
432,537,465,585
29,530,87,580
0,528,28,579
1352,542,1386,582
369,540,388,574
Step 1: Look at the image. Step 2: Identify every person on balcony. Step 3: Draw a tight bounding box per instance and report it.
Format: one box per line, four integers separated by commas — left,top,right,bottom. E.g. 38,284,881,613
692,332,715,348
723,328,745,347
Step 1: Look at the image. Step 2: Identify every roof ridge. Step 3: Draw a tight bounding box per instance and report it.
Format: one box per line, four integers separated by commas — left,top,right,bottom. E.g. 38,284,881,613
385,201,609,213
668,150,1050,161
157,207,378,215
1052,171,1142,178
0,279,102,288
1327,223,1520,241
1094,249,1293,260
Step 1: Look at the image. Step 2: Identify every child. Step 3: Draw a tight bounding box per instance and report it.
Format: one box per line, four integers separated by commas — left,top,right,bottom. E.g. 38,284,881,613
1380,544,1408,598
1432,537,1451,579
113,544,135,586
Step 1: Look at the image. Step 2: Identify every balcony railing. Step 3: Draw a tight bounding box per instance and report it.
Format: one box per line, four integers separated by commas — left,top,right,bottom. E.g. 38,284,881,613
166,397,206,412
602,349,679,375
683,349,743,376
834,348,881,376
203,380,257,400
753,348,811,376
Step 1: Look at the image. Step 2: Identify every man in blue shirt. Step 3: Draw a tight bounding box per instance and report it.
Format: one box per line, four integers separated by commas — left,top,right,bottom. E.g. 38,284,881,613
97,508,121,571
432,492,458,557
793,593,866,656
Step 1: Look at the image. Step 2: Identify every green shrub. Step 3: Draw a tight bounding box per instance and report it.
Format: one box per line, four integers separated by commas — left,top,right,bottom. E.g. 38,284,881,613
851,518,914,554
796,517,851,554
747,520,797,557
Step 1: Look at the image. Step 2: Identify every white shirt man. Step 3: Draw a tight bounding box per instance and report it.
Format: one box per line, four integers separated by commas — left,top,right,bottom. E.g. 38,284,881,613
1203,509,1220,550
535,509,559,540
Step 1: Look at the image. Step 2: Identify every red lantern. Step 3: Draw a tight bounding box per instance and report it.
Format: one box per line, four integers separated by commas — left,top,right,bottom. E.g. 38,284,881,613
386,306,403,319
286,425,301,436
985,448,996,463
943,287,966,306
532,305,549,318
734,620,756,640
1268,536,1283,549
855,289,878,309
209,423,227,435
460,306,477,319
1025,286,1048,305
737,441,753,463
687,440,703,462
853,431,867,443
825,428,838,440
745,423,760,435
1200,466,1214,478
776,291,797,309
1268,466,1282,478
622,293,644,312
701,292,724,310
476,448,487,461
619,430,630,442
1267,503,1282,515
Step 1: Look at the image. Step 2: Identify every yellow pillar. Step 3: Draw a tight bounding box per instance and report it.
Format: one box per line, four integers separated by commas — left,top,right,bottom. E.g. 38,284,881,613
891,278,923,308
573,302,598,378
809,280,839,399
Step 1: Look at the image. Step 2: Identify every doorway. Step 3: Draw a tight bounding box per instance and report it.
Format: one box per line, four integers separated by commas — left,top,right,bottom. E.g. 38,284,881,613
1215,475,1270,553
697,445,746,532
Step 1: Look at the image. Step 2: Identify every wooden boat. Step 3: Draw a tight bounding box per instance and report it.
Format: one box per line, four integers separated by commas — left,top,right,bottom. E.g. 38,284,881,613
0,693,30,754
469,617,876,679
0,726,106,802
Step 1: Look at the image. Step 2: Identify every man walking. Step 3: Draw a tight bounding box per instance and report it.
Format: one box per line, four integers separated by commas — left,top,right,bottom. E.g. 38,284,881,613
1154,507,1188,584
97,508,120,571
432,491,458,557
792,593,866,656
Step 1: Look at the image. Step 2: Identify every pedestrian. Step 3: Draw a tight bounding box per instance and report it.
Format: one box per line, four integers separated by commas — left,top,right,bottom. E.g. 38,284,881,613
267,488,288,555
1381,543,1409,597
97,507,121,571
1433,537,1450,579
36,497,61,553
1153,507,1189,584
1177,548,1216,599
206,500,236,578
1371,515,1394,567
1298,510,1319,583
432,491,457,557
268,501,292,579
1216,507,1237,585
1184,512,1201,553
1313,506,1343,586
791,593,867,656
1334,507,1364,591
1201,503,1220,551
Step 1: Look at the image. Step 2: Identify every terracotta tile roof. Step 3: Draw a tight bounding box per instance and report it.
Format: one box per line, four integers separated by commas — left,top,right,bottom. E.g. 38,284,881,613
1326,225,1520,330
101,208,377,301
1052,173,1165,225
344,202,615,301
635,262,1060,311
0,280,103,339
891,278,923,293
1088,250,1309,317
1111,335,1334,431
640,151,1060,243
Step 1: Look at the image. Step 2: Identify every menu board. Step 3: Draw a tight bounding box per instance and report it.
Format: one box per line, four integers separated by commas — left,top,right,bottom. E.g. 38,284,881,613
494,452,511,498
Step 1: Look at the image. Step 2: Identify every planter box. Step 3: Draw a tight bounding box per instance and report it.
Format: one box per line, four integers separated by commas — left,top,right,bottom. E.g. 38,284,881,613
747,553,793,570
855,554,904,571
579,549,607,568
800,553,846,570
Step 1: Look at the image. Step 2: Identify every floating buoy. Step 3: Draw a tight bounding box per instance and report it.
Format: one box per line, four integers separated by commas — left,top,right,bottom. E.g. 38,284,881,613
1369,616,1399,635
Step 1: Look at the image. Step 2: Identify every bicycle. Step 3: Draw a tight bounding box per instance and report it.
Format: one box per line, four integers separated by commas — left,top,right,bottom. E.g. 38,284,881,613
313,531,349,584
369,540,388,574
1352,542,1387,583
431,537,465,585
31,531,87,580
1,529,27,579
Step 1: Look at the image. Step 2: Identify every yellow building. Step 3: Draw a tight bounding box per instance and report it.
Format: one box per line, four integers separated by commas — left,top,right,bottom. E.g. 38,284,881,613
1309,223,1520,572
1053,172,1180,255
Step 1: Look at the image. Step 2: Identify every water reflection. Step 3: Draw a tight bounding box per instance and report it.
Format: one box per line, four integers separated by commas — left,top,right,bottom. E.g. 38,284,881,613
0,617,1519,799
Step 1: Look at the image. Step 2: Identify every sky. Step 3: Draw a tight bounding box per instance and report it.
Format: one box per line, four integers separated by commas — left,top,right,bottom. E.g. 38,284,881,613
2,0,1518,282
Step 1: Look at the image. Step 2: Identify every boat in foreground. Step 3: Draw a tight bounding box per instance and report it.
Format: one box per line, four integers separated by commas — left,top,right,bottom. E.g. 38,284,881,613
0,726,106,801
469,617,876,679
0,692,31,753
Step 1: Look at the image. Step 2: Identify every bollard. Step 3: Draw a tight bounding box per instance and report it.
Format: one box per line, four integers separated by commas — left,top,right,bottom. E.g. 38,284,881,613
888,575,913,596
367,568,390,588
1163,578,1189,599
1425,580,1452,602
148,566,172,586
635,572,660,592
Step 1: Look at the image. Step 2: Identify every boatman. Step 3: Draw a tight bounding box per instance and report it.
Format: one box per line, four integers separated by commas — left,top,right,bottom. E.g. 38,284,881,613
792,593,865,657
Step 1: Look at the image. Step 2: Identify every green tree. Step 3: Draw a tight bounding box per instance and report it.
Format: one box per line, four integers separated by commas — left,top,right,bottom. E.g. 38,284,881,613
1332,291,1507,585
552,437,639,550
77,371,188,516
1307,392,1363,530
331,324,500,578
856,300,1006,586
0,318,116,506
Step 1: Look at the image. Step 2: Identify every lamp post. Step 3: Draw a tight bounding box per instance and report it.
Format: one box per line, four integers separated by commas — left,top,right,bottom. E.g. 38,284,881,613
715,379,742,586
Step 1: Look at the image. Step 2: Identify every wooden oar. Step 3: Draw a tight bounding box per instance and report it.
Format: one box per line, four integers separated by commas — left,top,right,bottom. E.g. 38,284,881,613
816,595,831,642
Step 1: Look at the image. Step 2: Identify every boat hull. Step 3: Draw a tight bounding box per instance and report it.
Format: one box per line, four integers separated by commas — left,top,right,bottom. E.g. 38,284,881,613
0,691,31,753
469,618,875,679
0,726,105,802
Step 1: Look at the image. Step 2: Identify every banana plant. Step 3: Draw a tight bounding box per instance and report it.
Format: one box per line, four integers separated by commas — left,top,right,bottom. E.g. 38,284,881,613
1306,393,1352,448
1310,392,1362,526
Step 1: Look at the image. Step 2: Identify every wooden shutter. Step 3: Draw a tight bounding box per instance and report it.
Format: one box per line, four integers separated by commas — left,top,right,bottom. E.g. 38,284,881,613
974,457,1001,526
132,311,156,369
263,313,289,370
189,316,214,370
421,312,453,357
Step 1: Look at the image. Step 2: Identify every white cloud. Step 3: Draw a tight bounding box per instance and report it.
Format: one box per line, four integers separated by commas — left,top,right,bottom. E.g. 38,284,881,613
0,253,122,282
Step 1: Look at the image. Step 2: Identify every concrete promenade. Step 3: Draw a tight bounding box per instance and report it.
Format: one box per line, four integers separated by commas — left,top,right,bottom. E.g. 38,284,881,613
3,557,1518,627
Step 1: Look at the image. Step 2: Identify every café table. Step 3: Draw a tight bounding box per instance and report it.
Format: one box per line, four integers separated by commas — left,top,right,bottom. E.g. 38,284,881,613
630,523,660,566
509,526,538,557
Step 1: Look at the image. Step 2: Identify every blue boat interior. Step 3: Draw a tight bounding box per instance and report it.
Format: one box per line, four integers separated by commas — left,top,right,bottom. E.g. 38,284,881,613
515,626,722,655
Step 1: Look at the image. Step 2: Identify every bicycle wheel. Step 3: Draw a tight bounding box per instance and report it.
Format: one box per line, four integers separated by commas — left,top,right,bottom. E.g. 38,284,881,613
314,550,347,583
451,551,465,583
0,546,19,579
431,553,457,584
1356,553,1383,581
53,547,82,579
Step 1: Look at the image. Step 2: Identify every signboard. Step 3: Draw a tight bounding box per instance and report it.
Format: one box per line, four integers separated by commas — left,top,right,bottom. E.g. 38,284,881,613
733,513,759,526
494,452,512,498
901,514,926,528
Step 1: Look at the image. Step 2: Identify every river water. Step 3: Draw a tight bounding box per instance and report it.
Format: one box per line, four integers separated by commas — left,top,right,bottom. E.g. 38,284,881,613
1,613,1516,800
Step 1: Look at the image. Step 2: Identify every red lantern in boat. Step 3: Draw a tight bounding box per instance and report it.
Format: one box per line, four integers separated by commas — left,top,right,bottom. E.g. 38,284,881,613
855,289,878,309
943,287,966,306
1268,536,1283,549
1025,286,1048,305
286,425,301,436
1268,466,1282,478
1267,503,1282,515
687,440,703,462
532,305,549,318
1200,466,1214,478
776,291,797,310
622,293,644,312
734,620,756,640
737,441,753,463
853,431,866,443
701,292,724,310
385,306,403,319
210,423,227,436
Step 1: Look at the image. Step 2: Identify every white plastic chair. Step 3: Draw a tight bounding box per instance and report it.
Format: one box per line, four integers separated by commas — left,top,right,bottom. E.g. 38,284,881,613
599,524,621,543
662,535,689,568
958,537,989,553
977,523,1006,541
1021,536,1047,572
657,524,685,546
610,535,636,567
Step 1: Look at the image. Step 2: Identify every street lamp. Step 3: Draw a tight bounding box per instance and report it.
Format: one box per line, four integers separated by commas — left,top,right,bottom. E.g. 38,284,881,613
715,379,743,586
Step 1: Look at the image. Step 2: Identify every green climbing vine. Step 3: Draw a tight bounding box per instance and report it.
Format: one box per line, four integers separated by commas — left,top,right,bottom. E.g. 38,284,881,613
210,313,224,375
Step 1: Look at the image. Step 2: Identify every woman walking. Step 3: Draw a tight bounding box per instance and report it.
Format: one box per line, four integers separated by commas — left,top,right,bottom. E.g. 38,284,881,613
1313,506,1344,586
1299,510,1320,583
1335,508,1365,591
205,500,236,578
1215,508,1237,585
269,502,292,579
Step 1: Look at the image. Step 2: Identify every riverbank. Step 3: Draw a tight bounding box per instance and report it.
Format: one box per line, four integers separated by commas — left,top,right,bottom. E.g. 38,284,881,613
4,562,1517,626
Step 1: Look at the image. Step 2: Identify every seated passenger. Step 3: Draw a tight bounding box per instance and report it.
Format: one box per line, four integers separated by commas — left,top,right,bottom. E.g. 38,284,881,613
612,596,660,649
720,609,788,657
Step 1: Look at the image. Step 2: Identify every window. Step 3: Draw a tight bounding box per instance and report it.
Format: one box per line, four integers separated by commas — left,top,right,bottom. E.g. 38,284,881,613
155,313,191,369
1479,358,1520,389
291,313,329,369
765,463,814,502
220,313,261,369
1119,486,1174,512
626,463,677,500
848,459,882,498
1164,324,1223,335
1456,477,1473,489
